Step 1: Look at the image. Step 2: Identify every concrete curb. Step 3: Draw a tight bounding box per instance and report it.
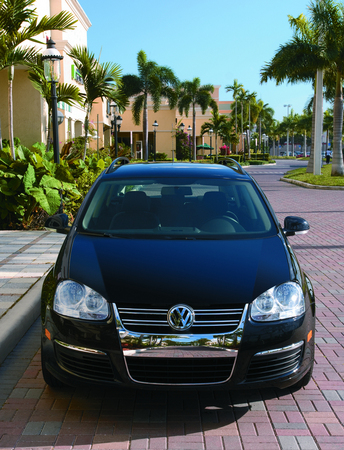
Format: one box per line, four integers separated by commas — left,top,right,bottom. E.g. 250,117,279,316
0,278,43,365
280,177,344,190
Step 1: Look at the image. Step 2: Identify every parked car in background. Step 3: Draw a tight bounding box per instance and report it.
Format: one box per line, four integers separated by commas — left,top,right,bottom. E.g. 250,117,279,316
42,158,315,391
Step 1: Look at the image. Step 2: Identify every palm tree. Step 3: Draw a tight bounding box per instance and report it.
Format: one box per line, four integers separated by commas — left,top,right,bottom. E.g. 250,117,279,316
296,109,312,156
310,0,344,176
68,46,123,161
200,110,230,160
261,2,344,176
178,77,218,160
253,100,274,152
0,0,77,159
120,50,178,161
27,59,83,151
225,79,244,136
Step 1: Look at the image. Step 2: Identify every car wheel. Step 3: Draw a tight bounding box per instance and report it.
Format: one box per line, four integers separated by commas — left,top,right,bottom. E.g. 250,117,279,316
41,342,64,388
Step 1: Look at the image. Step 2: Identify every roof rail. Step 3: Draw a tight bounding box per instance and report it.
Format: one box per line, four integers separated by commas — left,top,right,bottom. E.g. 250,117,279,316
106,157,130,174
218,158,245,175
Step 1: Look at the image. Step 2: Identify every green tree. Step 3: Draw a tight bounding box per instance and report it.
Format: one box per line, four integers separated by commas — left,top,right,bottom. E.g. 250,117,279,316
310,0,344,176
178,77,218,160
200,110,230,160
225,79,244,135
261,2,344,176
68,46,124,161
27,58,83,151
0,0,77,159
120,50,178,161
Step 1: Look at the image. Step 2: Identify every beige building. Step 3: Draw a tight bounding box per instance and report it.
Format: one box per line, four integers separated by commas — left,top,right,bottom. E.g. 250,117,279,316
116,86,233,159
0,1,232,158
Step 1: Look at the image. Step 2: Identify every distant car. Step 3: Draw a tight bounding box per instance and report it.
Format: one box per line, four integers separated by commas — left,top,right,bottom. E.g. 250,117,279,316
42,159,315,390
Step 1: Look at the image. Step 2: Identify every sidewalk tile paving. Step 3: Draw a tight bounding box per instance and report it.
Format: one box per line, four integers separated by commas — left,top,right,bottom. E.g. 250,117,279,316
0,161,344,449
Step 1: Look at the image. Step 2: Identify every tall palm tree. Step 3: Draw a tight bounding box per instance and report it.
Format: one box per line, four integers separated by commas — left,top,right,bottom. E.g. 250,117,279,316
225,79,244,136
120,50,178,161
261,2,344,176
27,59,83,151
0,0,77,159
178,77,218,160
310,0,344,176
200,110,230,160
296,109,312,156
68,46,123,161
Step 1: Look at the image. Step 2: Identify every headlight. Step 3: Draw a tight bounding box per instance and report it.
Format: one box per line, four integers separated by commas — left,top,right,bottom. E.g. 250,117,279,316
53,280,109,320
251,282,305,322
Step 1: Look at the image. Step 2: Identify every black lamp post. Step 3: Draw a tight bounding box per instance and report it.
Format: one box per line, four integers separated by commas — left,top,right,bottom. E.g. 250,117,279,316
209,129,213,157
153,120,158,161
110,102,122,158
187,125,192,161
42,38,63,164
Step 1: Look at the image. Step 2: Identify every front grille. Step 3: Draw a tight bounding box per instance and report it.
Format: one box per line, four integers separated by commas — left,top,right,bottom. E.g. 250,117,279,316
55,342,114,382
245,343,304,382
117,306,244,334
126,356,235,384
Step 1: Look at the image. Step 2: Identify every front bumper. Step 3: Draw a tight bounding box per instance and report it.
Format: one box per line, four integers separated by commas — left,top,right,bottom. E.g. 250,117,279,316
42,302,315,390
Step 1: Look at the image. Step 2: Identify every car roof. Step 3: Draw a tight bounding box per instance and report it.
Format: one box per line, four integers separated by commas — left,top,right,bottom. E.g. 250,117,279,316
102,162,251,181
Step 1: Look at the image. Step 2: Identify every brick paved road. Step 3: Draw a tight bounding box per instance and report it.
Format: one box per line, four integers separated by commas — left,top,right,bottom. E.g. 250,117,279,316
1,160,344,450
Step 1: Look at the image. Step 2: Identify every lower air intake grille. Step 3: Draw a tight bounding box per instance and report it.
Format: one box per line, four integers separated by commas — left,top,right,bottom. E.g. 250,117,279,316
126,356,235,384
245,343,304,382
55,343,114,382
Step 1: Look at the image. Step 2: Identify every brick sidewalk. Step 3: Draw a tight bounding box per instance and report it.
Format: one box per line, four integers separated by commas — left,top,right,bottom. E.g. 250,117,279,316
0,161,344,450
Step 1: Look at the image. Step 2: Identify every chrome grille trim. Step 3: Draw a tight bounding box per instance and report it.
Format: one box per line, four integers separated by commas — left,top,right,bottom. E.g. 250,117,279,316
117,306,244,331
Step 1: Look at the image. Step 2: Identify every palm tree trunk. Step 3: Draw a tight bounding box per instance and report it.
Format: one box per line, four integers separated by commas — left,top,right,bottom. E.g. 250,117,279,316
306,90,316,173
8,65,15,159
193,103,196,160
83,105,91,161
143,94,148,160
332,72,344,176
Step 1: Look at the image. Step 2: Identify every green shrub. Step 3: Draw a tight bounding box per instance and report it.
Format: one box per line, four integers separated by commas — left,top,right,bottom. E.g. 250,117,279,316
249,153,270,161
0,144,80,229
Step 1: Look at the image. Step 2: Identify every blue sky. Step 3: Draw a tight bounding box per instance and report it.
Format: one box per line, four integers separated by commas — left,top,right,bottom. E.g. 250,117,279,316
79,0,320,122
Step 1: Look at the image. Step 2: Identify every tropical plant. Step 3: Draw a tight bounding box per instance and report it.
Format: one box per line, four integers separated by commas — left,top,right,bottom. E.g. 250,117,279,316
0,143,80,228
27,58,83,151
68,46,124,161
120,50,178,161
310,0,344,176
0,0,77,159
200,110,230,160
260,2,344,176
178,77,218,160
225,79,244,135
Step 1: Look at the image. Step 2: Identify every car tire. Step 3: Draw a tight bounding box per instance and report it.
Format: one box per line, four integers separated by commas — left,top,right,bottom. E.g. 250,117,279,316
41,342,64,388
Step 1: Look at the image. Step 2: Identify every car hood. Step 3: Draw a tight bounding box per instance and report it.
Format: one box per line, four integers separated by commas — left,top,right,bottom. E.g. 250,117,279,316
68,234,291,308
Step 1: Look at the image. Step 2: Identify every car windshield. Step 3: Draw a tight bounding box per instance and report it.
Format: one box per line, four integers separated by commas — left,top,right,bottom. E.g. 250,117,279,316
80,177,277,239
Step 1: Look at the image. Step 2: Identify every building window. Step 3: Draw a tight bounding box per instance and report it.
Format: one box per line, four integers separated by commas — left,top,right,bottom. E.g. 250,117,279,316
71,65,83,84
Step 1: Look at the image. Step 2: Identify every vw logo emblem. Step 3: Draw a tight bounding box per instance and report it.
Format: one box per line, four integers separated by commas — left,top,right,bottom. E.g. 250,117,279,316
167,304,195,331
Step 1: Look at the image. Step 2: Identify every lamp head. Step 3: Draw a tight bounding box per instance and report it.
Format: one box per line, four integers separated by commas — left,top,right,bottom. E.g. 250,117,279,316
42,38,63,82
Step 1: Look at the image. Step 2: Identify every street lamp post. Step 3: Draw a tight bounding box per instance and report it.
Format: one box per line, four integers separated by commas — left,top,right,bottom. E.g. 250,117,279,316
284,104,291,156
209,129,213,158
42,38,63,164
110,102,122,158
153,120,158,161
187,125,192,161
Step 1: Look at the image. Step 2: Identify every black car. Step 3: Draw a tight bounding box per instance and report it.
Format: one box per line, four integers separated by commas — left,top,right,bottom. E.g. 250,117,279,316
42,158,315,390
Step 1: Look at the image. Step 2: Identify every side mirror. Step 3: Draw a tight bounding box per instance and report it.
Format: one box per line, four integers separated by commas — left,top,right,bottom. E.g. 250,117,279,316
45,213,70,234
283,216,309,237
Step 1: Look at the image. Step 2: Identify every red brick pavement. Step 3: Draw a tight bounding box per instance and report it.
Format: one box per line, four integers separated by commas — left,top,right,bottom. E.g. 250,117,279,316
0,161,344,450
